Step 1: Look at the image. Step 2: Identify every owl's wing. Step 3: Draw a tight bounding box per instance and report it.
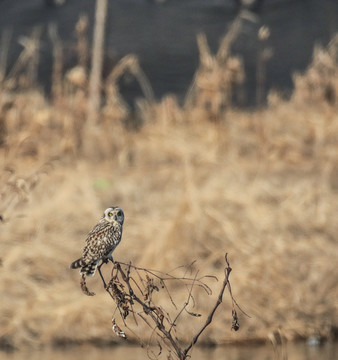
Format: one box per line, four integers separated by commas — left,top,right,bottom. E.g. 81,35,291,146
81,222,110,262
85,222,107,244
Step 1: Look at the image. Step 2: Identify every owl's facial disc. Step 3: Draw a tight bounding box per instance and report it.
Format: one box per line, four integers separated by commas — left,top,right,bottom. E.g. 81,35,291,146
104,207,124,224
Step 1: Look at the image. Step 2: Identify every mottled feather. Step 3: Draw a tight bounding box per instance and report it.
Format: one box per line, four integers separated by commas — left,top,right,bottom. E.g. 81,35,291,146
70,206,124,277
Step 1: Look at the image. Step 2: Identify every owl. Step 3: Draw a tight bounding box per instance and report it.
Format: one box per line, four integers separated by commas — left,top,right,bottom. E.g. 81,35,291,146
70,206,124,277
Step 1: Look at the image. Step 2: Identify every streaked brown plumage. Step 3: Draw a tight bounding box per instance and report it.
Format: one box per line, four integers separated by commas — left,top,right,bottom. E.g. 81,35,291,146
70,206,124,277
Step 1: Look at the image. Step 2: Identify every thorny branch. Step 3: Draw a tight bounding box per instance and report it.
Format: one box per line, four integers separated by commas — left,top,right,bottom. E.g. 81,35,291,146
79,253,243,360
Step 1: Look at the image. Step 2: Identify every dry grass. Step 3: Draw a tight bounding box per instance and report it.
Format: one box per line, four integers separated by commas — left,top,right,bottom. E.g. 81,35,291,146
0,21,337,351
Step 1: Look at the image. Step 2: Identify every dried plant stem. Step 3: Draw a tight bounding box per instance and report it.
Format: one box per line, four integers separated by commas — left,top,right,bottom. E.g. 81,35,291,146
48,24,63,103
76,15,89,69
0,27,12,83
115,264,185,358
183,254,233,357
82,254,240,360
87,0,108,125
256,26,271,107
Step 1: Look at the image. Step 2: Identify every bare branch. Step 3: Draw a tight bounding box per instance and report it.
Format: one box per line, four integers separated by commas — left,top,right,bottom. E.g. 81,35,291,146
78,254,242,360
183,254,232,358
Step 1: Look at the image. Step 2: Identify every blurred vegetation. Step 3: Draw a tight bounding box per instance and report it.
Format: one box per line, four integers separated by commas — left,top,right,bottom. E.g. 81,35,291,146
0,14,337,351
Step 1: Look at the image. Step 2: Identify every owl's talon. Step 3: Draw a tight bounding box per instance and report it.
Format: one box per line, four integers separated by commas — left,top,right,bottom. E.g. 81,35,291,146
101,256,109,264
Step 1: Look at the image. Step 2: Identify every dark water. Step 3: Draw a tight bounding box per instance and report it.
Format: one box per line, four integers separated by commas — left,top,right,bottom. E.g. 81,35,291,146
0,0,337,105
1,342,337,360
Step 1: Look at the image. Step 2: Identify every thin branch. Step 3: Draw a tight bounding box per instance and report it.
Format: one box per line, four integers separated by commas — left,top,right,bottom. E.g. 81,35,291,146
118,260,215,295
183,254,232,358
170,271,198,332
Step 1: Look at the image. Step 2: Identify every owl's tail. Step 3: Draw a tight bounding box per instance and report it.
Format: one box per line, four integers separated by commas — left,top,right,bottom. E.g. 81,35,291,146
70,258,98,277
81,262,98,277
70,258,85,269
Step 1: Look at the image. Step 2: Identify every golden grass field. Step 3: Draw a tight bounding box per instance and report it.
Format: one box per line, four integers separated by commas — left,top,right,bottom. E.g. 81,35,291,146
0,23,338,351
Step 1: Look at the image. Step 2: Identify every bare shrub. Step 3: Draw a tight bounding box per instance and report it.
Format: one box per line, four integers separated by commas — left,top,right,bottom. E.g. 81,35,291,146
78,254,241,360
292,34,338,106
185,19,244,121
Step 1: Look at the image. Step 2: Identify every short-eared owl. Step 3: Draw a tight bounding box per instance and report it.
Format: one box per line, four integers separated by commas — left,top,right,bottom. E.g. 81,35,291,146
70,206,124,277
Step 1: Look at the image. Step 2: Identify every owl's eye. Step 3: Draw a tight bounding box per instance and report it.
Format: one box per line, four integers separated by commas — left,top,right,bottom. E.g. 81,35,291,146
108,212,113,217
117,210,122,217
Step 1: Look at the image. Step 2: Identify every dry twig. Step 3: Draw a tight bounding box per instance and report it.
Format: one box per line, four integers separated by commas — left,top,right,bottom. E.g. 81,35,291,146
78,254,243,360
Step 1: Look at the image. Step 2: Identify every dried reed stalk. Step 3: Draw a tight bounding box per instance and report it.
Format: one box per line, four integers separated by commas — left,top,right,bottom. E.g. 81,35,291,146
0,27,12,83
48,24,63,103
87,0,108,125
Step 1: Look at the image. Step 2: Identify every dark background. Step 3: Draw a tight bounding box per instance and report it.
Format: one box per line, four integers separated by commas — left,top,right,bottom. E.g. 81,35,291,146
0,0,337,106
